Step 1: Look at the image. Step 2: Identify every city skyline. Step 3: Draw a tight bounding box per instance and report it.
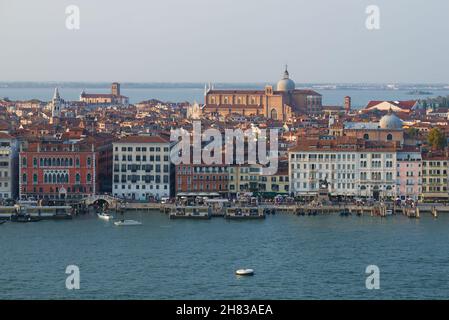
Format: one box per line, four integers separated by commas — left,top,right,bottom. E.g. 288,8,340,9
1,0,449,83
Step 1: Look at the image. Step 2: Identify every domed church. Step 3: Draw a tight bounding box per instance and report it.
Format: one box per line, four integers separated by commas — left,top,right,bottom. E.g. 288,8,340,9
343,108,404,145
203,66,322,120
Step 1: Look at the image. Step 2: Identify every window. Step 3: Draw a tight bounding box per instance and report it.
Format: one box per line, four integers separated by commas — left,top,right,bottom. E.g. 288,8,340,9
387,133,393,141
87,173,91,183
22,157,27,167
22,173,27,183
76,173,80,183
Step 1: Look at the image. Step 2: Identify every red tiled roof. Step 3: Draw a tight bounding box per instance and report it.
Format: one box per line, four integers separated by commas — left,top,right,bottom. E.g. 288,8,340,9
0,132,13,139
365,100,417,110
81,93,128,99
116,135,169,144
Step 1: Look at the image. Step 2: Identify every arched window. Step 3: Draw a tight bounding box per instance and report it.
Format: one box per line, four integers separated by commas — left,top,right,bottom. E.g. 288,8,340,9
76,173,80,183
56,158,61,166
65,158,69,166
363,133,369,140
44,174,48,183
33,174,38,183
57,174,61,183
22,173,27,183
52,158,56,166
387,133,393,141
87,157,91,167
22,157,27,167
271,108,278,120
69,158,73,166
53,174,56,183
65,173,69,183
87,173,91,182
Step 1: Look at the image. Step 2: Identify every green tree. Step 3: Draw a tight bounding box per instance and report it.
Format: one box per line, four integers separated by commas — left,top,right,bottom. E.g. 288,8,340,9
405,127,419,139
428,128,447,150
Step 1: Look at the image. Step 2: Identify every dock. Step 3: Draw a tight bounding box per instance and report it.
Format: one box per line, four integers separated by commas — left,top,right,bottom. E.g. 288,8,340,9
0,205,73,220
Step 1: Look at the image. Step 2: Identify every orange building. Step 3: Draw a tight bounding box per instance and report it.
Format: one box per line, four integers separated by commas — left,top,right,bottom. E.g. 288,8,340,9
202,67,322,120
80,82,129,105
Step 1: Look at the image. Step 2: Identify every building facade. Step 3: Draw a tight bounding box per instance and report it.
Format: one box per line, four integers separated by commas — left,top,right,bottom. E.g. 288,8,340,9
0,133,19,200
80,82,129,105
202,67,322,120
421,153,448,202
228,164,289,197
175,163,229,195
289,138,399,200
19,140,98,201
113,136,171,200
396,149,422,201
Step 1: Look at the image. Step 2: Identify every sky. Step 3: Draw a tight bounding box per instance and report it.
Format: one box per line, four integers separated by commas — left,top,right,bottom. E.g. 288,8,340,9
1,0,448,83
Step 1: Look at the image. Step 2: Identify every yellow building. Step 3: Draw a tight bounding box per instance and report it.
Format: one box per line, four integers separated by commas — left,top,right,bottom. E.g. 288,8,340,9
421,153,449,202
203,67,322,120
228,164,289,197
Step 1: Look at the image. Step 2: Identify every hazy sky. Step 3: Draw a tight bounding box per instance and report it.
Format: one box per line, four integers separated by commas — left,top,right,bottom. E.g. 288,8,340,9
1,0,448,83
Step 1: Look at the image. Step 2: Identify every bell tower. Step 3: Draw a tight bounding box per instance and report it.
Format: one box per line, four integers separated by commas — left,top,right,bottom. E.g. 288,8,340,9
111,82,120,96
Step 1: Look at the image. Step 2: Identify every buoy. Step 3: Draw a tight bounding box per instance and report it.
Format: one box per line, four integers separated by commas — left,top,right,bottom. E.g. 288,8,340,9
235,269,254,276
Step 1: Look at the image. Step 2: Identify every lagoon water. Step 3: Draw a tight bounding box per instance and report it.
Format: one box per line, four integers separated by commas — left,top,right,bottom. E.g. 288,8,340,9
1,212,449,299
2,86,449,108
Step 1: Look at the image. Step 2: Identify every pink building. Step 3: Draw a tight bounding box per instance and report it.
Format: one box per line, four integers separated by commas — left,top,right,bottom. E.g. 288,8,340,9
396,148,422,201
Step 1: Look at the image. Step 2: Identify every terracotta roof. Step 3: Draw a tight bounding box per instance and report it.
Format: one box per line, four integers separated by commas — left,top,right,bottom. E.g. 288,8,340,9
365,100,417,110
81,93,128,99
0,132,13,139
289,137,400,153
116,135,169,144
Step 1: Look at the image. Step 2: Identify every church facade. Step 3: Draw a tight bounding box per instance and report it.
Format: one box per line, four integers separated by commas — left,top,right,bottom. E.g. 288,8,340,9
202,67,322,121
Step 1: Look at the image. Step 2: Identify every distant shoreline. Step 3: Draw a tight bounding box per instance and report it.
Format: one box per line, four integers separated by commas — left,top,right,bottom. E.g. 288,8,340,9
1,82,449,91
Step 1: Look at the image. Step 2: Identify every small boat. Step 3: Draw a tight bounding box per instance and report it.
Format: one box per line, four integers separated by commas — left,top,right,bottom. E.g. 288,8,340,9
97,212,114,220
235,269,254,276
114,219,142,226
0,220,6,225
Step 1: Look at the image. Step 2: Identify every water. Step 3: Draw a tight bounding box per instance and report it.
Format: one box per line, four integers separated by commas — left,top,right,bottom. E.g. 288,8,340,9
1,212,449,299
2,86,449,108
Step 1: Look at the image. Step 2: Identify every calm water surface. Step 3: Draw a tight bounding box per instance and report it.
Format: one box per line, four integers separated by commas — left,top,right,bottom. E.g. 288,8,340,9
2,87,449,108
1,212,448,299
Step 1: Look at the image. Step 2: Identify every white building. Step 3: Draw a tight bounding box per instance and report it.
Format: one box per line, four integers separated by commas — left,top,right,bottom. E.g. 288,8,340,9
289,138,398,200
0,133,19,200
48,87,65,118
113,136,172,200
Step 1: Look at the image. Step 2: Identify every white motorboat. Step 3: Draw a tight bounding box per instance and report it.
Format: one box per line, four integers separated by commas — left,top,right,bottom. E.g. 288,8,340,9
97,212,114,220
114,219,142,226
235,268,254,276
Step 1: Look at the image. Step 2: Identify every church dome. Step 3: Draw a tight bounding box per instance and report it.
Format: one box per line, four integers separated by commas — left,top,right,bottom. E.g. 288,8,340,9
379,110,403,129
276,66,295,92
